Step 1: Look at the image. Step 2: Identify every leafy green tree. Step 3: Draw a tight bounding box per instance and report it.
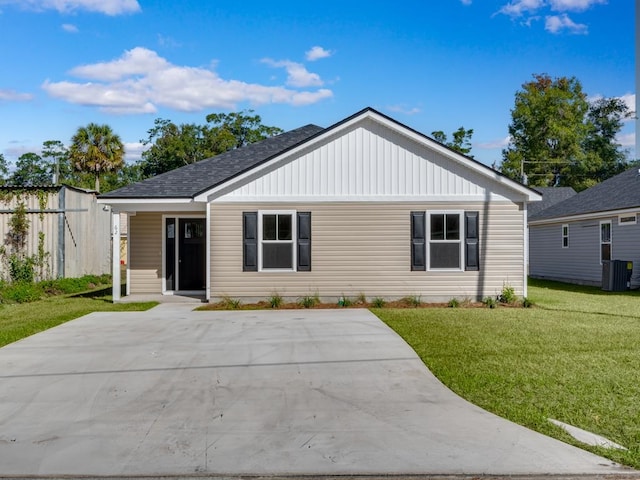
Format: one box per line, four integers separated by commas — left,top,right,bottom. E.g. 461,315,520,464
500,74,631,191
41,140,70,185
69,123,125,192
10,153,52,186
431,127,474,156
139,110,283,178
205,110,283,149
583,97,633,184
501,74,590,189
100,163,143,193
0,153,9,185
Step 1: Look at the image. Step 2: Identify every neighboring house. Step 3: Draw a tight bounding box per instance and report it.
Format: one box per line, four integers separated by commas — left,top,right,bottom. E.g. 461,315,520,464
98,108,541,302
528,187,577,219
529,167,640,288
0,185,111,280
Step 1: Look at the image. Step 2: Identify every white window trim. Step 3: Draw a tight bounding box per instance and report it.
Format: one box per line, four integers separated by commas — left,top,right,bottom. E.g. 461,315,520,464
258,210,297,272
426,210,464,272
562,224,569,249
599,220,612,265
618,214,637,226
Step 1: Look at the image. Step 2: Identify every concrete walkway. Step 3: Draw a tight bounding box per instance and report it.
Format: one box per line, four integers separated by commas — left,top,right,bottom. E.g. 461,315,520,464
0,306,632,476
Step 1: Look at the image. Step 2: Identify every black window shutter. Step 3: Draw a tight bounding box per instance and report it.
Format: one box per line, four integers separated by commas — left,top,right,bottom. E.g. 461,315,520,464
297,212,312,271
410,211,426,271
243,212,258,271
465,211,480,271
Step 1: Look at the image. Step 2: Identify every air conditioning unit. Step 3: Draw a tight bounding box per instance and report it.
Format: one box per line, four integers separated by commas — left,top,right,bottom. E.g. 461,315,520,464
602,260,633,291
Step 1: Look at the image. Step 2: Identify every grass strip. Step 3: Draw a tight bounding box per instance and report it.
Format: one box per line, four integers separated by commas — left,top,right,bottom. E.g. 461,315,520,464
375,281,640,469
0,286,156,348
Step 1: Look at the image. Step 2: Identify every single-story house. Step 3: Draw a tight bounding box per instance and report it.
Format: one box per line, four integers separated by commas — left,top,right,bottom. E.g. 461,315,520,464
529,167,640,288
0,185,111,280
98,108,541,302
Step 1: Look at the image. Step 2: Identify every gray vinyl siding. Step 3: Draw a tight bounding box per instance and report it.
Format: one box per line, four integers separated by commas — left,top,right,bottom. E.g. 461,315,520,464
210,201,525,302
529,214,640,288
129,212,162,294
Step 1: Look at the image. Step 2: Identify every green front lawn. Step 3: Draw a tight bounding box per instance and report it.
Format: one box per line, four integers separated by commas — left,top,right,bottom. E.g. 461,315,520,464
375,279,640,468
0,286,156,348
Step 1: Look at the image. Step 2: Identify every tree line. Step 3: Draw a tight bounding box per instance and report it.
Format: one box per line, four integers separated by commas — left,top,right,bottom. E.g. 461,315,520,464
0,111,282,193
0,74,633,193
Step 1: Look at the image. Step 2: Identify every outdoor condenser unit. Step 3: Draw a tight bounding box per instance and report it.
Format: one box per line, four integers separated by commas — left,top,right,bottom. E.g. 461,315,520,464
602,260,633,291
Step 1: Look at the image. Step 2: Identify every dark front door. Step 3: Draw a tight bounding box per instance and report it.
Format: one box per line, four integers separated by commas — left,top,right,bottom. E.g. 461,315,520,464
177,218,205,291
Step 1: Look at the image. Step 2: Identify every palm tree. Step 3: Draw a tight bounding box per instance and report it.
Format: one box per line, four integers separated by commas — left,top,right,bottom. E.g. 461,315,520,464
69,123,125,192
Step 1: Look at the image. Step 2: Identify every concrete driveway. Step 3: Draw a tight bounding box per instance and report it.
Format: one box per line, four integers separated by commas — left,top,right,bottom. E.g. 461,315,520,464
0,305,631,476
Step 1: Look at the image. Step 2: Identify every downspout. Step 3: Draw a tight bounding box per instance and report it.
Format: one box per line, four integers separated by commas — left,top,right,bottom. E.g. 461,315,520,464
57,186,65,278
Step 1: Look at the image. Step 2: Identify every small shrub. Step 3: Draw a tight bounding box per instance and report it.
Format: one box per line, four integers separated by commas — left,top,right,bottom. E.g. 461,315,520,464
371,297,386,308
448,298,460,308
483,296,497,309
403,295,421,308
499,283,517,304
337,295,353,307
268,292,283,308
8,254,35,284
298,294,319,308
522,297,533,308
221,296,241,309
356,292,367,305
2,282,43,304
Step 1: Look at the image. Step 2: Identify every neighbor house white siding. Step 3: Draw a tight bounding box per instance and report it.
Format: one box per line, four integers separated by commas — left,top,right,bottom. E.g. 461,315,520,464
530,214,640,288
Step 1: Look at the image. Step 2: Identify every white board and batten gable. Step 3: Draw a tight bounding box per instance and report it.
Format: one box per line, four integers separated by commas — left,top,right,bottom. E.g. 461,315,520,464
199,110,539,205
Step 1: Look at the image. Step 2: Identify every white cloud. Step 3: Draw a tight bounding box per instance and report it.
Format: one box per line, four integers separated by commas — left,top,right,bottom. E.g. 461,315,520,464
549,0,607,12
545,13,588,33
124,141,146,162
42,47,333,114
0,88,33,101
386,104,421,115
618,93,636,114
477,136,511,149
617,132,635,148
497,0,545,17
305,46,332,61
0,0,140,15
62,23,78,33
261,58,323,88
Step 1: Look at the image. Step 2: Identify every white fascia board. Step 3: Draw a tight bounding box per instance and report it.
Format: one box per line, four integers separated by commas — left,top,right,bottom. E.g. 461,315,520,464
529,207,640,226
98,199,206,213
97,197,194,204
213,194,512,204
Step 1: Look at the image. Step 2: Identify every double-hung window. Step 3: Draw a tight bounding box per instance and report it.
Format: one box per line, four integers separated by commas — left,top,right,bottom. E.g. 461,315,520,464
562,224,569,248
600,220,611,263
260,211,295,270
242,210,312,272
428,211,463,270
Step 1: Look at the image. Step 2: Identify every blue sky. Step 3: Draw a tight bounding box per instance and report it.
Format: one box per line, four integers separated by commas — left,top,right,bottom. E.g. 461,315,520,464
0,0,635,169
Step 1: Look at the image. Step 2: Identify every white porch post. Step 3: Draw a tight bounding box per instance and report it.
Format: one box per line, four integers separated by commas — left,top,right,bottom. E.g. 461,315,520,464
206,202,211,302
111,210,121,301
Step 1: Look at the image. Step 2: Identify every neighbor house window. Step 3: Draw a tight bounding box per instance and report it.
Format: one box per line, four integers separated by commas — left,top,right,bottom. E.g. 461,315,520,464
600,221,611,263
562,224,569,248
260,211,295,270
428,212,463,270
618,214,637,226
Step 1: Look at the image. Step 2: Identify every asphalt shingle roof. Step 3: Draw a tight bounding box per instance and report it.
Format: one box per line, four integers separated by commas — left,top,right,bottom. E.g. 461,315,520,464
100,124,324,199
528,186,577,218
529,167,640,221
